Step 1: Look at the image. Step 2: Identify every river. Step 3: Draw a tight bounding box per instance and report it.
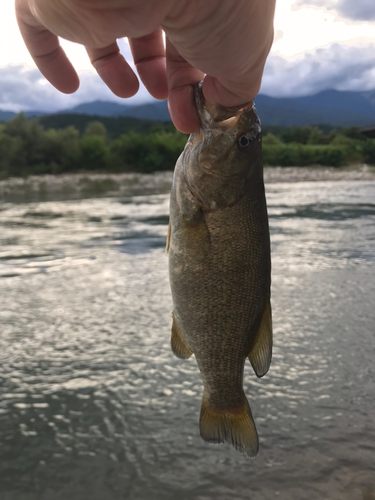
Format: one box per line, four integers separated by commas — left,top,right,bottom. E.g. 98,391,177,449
0,180,374,500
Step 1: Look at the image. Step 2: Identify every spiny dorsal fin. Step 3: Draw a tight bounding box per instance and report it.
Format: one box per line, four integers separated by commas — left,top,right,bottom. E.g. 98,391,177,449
171,312,193,359
248,300,272,378
165,219,171,254
200,390,259,457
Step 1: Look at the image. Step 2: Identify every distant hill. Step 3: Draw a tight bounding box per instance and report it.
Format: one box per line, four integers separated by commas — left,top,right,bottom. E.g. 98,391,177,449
63,100,171,121
63,100,130,116
255,90,375,127
1,89,375,127
1,109,50,121
39,113,170,138
0,110,17,121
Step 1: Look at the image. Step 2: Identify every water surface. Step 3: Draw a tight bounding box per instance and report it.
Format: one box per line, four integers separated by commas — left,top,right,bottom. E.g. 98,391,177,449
0,181,374,500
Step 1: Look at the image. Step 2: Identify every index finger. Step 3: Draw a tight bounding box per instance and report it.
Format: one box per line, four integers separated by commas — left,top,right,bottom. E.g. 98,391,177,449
15,2,79,93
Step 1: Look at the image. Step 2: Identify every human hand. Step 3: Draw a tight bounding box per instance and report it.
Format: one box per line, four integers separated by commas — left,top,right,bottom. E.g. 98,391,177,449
15,0,275,133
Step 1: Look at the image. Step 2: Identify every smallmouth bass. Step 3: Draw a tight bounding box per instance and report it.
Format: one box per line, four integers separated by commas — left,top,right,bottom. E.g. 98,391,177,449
167,82,272,457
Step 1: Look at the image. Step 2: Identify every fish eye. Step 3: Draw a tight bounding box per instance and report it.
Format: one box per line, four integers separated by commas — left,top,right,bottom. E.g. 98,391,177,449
238,135,250,148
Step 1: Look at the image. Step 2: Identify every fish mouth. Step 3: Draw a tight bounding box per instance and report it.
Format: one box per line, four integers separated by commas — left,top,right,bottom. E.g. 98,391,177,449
195,81,254,129
189,130,203,147
186,81,260,169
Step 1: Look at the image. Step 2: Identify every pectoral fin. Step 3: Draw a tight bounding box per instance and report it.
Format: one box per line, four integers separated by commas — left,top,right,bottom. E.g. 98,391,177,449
174,159,202,223
171,312,193,359
248,300,272,378
165,219,171,254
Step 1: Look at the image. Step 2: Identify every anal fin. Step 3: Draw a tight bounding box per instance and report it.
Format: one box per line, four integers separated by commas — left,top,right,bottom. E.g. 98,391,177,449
171,312,193,359
248,300,272,378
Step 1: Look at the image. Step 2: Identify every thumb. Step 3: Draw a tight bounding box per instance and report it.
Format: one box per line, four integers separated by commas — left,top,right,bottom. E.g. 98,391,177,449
201,75,260,108
166,37,203,133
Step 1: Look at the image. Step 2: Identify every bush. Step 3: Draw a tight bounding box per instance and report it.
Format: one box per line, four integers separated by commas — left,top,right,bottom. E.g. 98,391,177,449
280,126,313,144
109,130,186,172
341,126,367,141
262,133,282,146
42,127,80,173
0,132,24,177
3,113,47,175
79,135,109,171
307,127,325,145
83,121,108,139
330,135,365,164
1,113,373,178
363,139,375,165
263,143,346,167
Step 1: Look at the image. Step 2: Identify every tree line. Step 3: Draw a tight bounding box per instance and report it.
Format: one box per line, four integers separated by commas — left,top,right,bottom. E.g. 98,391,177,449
263,125,375,168
0,113,374,179
0,113,186,178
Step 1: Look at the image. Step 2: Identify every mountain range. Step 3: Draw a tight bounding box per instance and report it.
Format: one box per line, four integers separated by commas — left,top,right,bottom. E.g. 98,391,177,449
1,89,375,127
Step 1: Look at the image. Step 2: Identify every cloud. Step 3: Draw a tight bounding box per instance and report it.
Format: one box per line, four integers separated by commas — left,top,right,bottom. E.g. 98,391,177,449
294,0,375,21
261,42,375,97
0,64,154,113
1,41,375,111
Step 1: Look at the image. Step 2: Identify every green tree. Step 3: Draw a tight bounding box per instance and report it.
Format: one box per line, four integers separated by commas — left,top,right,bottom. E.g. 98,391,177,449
262,133,281,146
4,113,47,175
109,130,186,172
307,127,325,145
280,126,313,144
42,126,80,173
83,121,108,140
341,126,367,141
263,143,345,167
79,135,109,171
363,139,375,165
0,132,24,178
330,134,364,164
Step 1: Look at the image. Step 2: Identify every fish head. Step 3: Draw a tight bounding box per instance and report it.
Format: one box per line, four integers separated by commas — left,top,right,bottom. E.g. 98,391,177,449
182,82,263,209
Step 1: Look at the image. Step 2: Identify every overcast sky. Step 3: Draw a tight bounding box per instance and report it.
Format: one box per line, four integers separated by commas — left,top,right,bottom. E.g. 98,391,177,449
1,0,375,111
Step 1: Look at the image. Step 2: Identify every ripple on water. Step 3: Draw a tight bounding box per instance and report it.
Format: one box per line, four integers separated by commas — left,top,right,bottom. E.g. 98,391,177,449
0,182,375,499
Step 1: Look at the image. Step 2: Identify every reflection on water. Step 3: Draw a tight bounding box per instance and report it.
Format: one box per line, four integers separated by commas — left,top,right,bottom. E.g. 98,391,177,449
0,181,374,500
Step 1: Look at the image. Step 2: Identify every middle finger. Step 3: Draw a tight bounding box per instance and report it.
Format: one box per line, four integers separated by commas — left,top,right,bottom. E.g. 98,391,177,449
86,41,139,98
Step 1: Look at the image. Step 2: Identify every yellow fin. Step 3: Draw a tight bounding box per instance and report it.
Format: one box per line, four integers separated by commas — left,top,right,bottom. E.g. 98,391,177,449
171,312,193,359
165,219,171,254
200,391,259,457
248,300,273,378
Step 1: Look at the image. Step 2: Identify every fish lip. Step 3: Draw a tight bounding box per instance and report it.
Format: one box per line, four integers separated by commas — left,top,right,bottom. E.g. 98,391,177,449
195,81,254,128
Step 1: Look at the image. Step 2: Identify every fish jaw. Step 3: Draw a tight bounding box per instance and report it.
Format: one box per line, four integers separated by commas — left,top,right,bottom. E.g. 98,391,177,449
194,80,254,127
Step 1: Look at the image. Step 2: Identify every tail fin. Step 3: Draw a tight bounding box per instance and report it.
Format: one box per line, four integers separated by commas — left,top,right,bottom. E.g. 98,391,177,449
199,391,259,457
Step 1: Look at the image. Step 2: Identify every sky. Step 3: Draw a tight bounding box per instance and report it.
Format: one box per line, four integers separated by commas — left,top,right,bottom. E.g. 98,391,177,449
0,0,375,112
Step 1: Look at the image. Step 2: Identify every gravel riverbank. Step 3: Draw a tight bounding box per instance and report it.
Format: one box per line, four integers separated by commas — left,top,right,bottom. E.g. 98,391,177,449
1,164,374,203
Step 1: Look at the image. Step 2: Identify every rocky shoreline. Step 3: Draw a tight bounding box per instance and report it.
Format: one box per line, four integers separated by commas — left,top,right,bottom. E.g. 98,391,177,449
0,164,374,203
264,164,375,183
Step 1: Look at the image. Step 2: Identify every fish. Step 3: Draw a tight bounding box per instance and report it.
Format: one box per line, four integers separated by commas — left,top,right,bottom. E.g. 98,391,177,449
166,81,272,457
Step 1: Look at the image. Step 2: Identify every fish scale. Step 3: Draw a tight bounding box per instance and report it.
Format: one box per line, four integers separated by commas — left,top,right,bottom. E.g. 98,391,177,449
167,82,272,457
